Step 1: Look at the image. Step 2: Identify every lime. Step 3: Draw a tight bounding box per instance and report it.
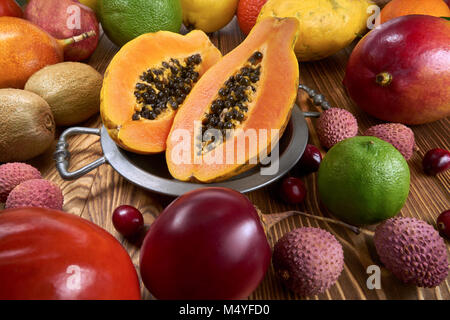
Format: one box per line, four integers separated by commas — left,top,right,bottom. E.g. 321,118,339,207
318,136,410,225
98,0,183,47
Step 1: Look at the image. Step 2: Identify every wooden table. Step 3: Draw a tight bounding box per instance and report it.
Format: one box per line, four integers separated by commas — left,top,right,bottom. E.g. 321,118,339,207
28,17,449,300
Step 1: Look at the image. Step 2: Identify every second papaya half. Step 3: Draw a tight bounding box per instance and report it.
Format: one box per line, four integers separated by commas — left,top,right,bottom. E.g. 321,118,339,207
166,17,300,182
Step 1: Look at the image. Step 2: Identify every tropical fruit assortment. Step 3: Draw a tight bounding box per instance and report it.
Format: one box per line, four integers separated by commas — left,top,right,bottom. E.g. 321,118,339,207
0,0,449,301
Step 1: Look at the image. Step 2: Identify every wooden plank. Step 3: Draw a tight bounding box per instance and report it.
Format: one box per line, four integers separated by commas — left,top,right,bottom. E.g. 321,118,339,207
32,16,449,300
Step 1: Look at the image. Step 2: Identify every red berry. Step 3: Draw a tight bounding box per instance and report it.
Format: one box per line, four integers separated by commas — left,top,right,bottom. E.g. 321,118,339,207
280,177,307,204
298,144,322,173
437,210,450,239
112,205,144,237
422,148,450,175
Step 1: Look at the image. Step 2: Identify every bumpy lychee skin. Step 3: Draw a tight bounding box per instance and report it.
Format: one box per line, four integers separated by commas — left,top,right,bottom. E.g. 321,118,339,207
374,217,449,288
0,163,41,202
273,227,344,297
316,108,358,149
5,179,63,210
364,123,415,160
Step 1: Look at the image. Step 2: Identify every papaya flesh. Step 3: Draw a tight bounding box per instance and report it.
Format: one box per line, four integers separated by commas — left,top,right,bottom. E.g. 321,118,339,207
166,17,300,182
100,30,222,154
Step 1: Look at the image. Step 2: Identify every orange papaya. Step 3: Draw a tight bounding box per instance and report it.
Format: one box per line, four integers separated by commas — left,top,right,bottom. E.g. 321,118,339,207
100,30,222,154
166,17,300,182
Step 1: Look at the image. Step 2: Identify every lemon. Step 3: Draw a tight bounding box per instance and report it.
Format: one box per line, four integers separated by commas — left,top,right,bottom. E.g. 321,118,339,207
181,0,239,33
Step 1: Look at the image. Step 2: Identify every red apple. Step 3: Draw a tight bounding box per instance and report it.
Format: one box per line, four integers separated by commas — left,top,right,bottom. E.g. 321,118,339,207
24,0,99,61
343,15,450,125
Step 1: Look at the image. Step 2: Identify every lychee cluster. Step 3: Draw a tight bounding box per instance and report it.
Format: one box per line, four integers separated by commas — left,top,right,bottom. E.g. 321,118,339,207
0,162,63,210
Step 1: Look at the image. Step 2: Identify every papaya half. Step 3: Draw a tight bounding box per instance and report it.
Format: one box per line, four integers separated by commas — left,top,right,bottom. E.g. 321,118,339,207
166,17,300,182
100,30,221,154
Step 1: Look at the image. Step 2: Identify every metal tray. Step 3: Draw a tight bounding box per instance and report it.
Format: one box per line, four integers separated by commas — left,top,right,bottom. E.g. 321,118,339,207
55,106,315,196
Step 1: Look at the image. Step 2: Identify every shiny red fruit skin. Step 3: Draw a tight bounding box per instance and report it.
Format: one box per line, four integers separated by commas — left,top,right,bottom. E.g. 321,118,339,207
281,177,307,204
237,0,268,35
0,0,23,17
112,205,144,237
344,15,450,125
0,207,141,300
298,144,322,174
139,187,271,300
423,148,450,175
437,210,450,239
24,0,99,61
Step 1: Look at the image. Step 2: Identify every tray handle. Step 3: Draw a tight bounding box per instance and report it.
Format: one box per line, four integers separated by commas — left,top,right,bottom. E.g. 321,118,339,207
54,127,107,180
298,84,331,118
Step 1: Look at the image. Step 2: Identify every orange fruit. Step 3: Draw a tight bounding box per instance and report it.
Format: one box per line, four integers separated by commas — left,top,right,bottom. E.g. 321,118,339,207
380,0,450,24
237,0,268,35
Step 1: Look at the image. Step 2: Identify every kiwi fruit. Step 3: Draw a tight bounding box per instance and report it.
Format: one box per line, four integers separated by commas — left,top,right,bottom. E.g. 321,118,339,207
25,62,103,126
0,89,55,162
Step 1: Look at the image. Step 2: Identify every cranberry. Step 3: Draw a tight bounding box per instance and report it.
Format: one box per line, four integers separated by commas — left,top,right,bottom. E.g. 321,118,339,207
437,210,450,239
112,205,144,237
298,144,322,173
422,148,450,175
139,188,271,299
280,177,307,204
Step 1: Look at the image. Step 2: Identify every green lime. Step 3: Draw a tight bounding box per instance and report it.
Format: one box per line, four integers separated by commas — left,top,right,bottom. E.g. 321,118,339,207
318,136,410,225
98,0,183,47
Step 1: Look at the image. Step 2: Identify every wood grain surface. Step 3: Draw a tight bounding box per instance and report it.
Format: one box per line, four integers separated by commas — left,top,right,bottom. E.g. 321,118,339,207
29,14,449,300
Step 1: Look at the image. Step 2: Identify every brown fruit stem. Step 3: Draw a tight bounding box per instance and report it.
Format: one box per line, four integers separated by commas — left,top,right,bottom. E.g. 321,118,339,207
375,72,393,87
57,30,96,48
259,210,375,237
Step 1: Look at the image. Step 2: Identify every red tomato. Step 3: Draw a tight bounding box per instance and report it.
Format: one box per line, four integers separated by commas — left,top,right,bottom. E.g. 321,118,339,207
0,0,23,18
0,207,141,300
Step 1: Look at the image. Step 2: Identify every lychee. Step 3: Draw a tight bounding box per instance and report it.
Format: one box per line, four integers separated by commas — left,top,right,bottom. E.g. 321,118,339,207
374,217,449,288
364,123,415,160
273,227,344,297
5,179,64,210
0,163,42,203
316,108,358,149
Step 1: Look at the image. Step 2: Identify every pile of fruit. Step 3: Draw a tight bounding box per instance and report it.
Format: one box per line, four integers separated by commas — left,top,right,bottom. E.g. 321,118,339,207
0,0,448,300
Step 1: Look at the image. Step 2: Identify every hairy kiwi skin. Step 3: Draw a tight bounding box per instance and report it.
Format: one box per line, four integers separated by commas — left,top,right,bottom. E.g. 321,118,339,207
25,62,103,126
0,89,55,162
